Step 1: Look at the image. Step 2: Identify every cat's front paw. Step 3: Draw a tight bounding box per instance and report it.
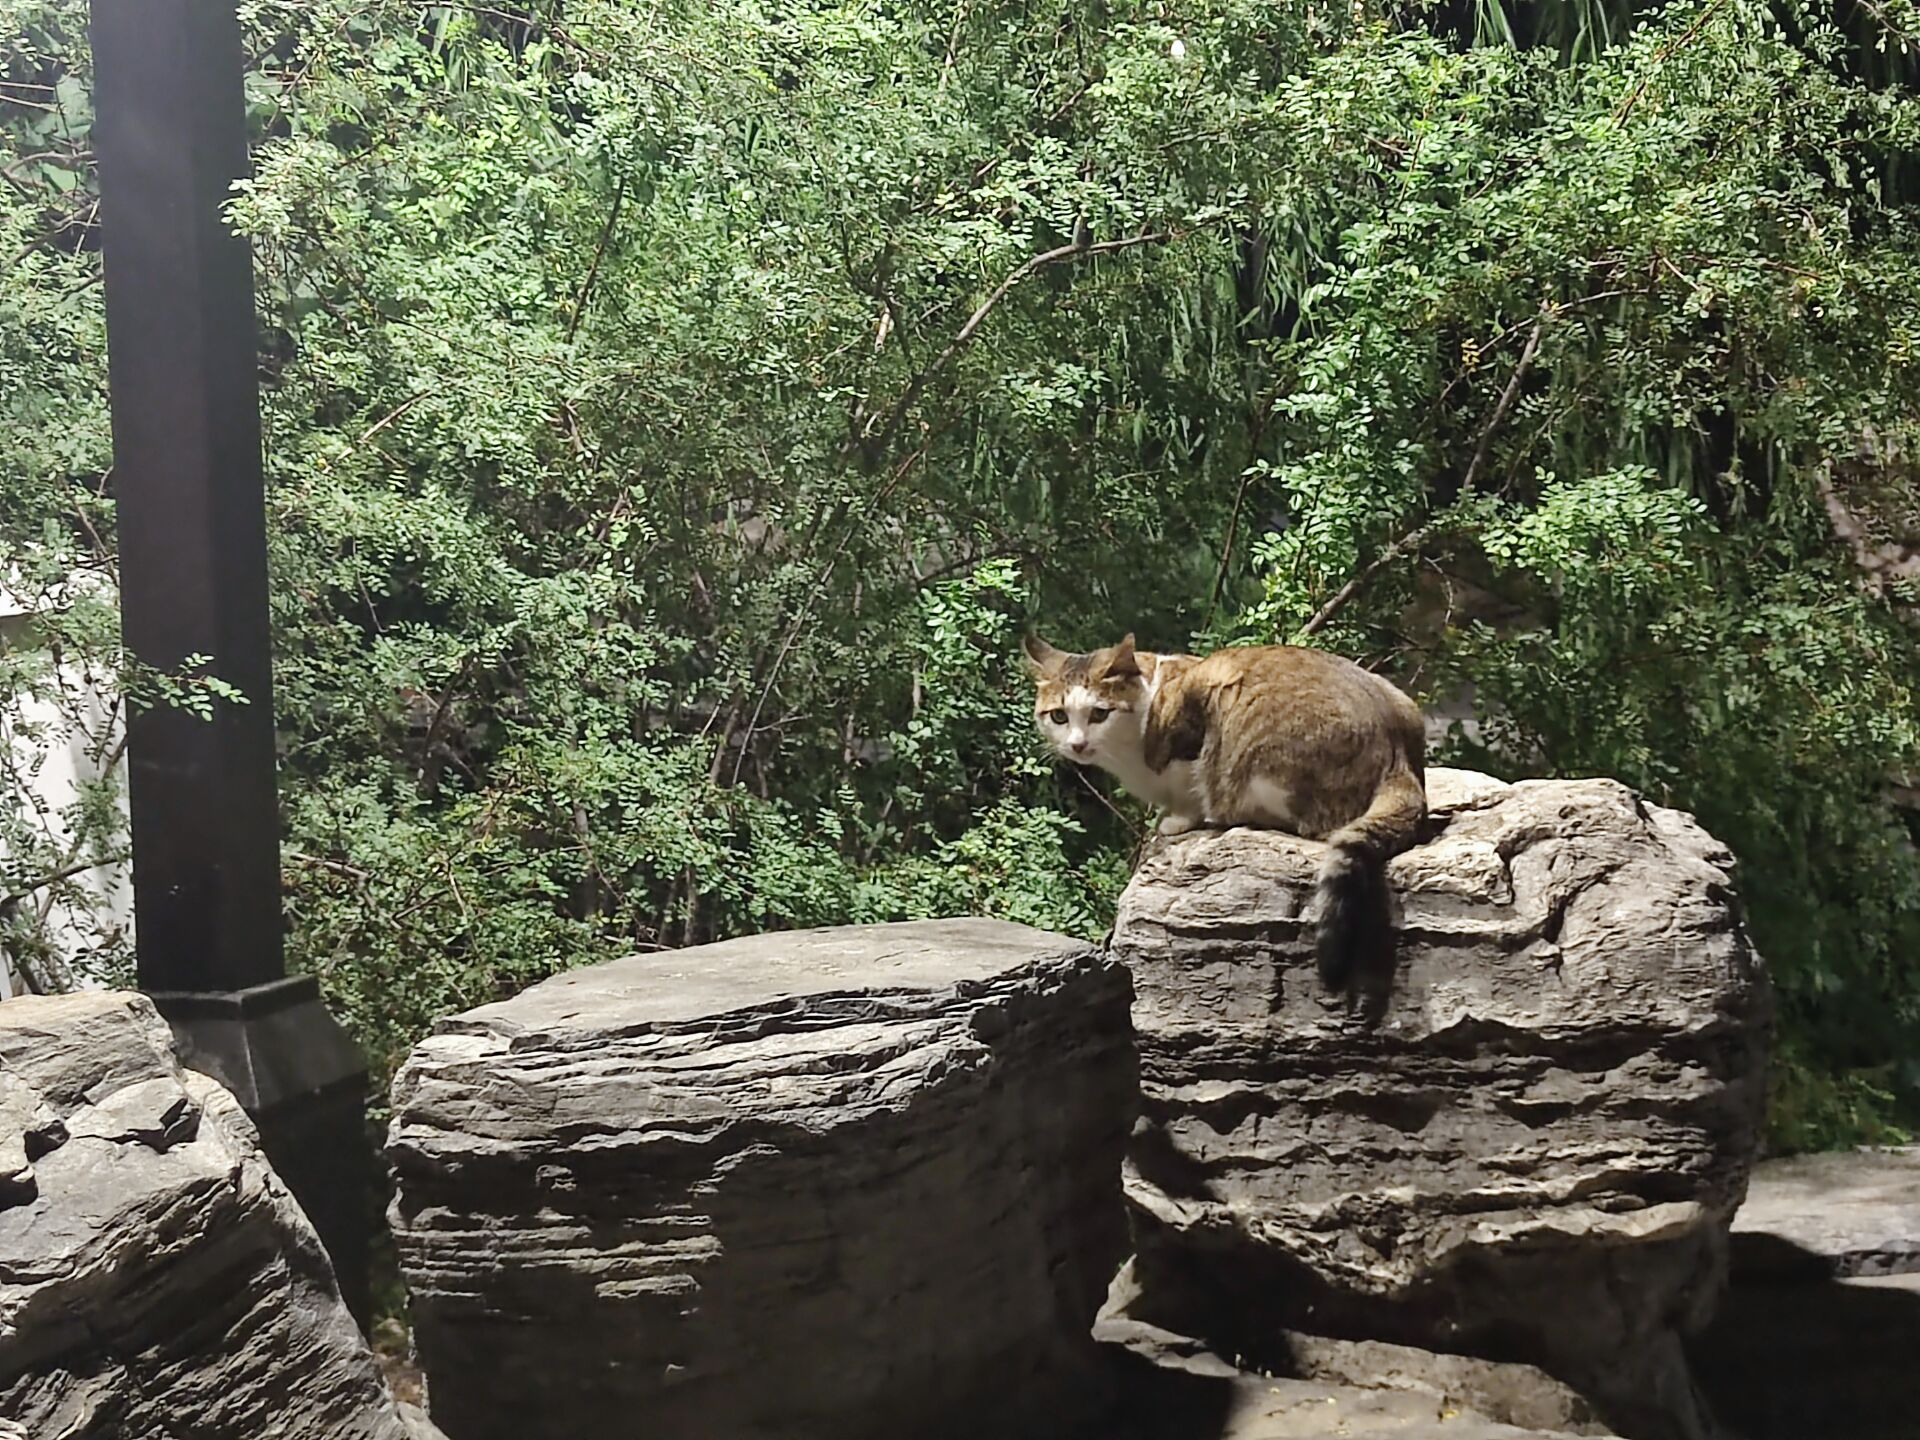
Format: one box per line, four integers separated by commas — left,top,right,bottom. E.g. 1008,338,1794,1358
1157,813,1201,836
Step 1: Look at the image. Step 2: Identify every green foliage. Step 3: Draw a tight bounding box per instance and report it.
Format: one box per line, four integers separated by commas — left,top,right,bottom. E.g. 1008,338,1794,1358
3,0,1919,1146
0,1,125,989
1221,1,1920,1146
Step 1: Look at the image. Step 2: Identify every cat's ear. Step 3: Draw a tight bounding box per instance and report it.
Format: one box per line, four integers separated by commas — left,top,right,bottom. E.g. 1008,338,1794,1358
1103,633,1141,679
1022,634,1067,676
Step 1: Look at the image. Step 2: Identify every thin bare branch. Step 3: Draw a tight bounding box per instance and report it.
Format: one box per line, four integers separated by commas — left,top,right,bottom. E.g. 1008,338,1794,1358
285,850,372,882
729,447,925,786
1614,0,1734,124
853,229,1169,468
1298,305,1549,640
567,173,628,345
0,853,129,913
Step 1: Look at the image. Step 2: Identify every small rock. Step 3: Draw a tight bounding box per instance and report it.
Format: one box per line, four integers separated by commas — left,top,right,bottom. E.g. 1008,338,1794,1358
62,1075,199,1149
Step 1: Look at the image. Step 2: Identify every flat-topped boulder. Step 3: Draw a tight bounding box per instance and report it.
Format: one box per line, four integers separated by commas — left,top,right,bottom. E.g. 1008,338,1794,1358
0,992,436,1440
387,918,1136,1440
1110,769,1771,1440
1729,1146,1920,1279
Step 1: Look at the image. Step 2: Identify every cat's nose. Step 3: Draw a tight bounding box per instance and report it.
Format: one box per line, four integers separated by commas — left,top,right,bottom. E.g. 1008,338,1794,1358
1071,739,1089,754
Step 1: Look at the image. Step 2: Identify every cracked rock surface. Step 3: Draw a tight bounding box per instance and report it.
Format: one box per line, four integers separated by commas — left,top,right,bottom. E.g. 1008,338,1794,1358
1111,769,1771,1440
0,992,437,1440
387,918,1137,1440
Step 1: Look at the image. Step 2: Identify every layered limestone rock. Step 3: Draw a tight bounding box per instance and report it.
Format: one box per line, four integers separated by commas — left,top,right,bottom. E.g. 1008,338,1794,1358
0,992,437,1440
387,918,1136,1440
1112,769,1771,1440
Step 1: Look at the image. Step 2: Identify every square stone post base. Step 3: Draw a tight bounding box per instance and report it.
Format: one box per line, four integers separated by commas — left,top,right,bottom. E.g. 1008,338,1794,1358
150,975,372,1329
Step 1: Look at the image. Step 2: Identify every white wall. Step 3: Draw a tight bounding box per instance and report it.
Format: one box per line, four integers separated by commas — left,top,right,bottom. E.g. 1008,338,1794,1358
0,580,131,996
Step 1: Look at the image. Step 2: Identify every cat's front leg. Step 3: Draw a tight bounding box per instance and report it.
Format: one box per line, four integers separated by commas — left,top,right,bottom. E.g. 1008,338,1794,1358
1157,811,1202,836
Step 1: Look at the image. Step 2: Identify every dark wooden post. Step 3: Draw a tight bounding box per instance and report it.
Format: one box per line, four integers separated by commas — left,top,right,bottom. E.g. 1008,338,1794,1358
90,0,371,1325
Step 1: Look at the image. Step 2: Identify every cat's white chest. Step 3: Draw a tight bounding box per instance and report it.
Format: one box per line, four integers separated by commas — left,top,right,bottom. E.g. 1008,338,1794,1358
1099,748,1200,814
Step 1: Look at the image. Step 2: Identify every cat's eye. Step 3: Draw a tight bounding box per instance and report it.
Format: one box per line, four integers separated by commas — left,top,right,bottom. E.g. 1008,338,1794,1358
1047,708,1069,725
1090,707,1111,724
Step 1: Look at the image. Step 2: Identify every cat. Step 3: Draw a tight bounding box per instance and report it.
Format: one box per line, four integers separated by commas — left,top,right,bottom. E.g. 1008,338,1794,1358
1023,633,1426,988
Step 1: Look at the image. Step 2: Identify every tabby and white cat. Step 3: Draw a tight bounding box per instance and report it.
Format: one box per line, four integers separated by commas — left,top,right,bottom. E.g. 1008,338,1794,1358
1023,633,1426,988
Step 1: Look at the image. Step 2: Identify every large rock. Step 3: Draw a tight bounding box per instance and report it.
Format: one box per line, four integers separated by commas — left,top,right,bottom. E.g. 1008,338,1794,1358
0,992,437,1440
1111,769,1771,1440
387,918,1136,1440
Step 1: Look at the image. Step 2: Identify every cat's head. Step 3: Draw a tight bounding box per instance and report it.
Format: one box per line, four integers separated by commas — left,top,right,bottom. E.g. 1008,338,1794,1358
1022,633,1152,766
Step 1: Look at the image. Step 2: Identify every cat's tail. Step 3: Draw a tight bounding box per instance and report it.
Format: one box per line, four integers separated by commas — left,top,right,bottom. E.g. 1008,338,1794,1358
1314,764,1426,989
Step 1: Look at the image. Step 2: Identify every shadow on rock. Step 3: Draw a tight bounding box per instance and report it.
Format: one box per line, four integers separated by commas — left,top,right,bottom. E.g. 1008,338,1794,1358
1101,1337,1237,1440
1689,1238,1920,1440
